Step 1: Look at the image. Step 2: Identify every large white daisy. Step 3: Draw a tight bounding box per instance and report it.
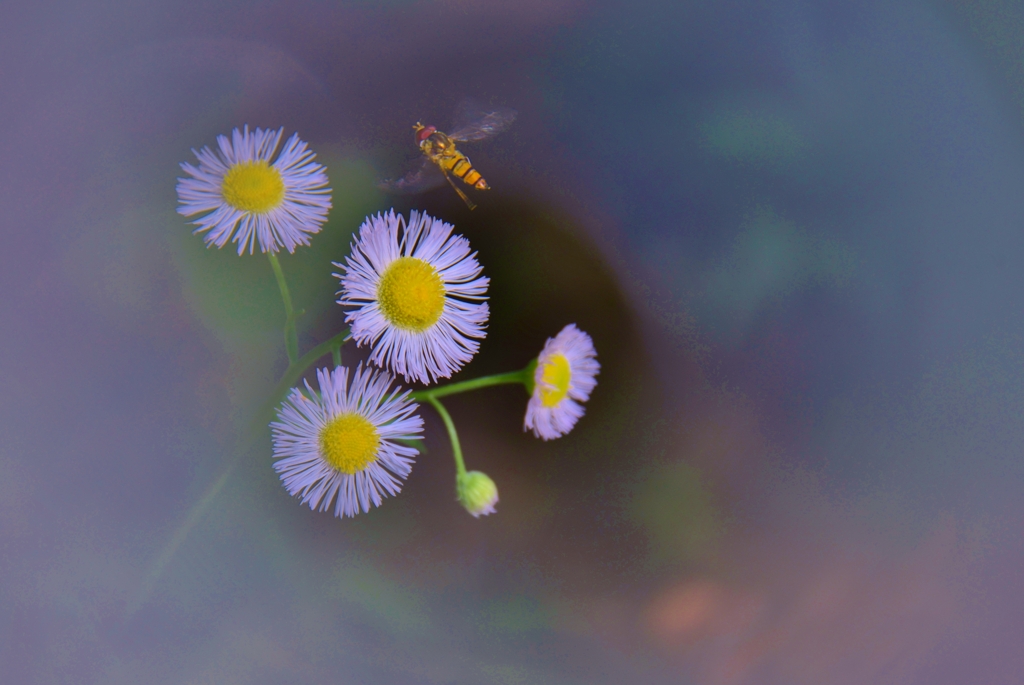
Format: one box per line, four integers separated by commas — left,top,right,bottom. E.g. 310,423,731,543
177,126,332,255
271,365,423,518
524,324,600,440
334,210,489,385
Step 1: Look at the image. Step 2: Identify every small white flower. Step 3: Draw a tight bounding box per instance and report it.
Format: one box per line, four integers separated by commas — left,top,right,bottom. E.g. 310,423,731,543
271,365,423,518
177,126,332,254
335,210,489,385
524,324,600,440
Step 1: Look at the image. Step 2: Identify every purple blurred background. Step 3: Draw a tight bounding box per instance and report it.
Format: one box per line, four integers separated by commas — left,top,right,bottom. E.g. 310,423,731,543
3,0,1024,683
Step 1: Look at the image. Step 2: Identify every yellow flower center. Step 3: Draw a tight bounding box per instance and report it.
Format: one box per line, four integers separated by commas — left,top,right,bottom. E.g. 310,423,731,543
539,353,572,407
221,160,285,213
318,413,380,475
377,256,446,332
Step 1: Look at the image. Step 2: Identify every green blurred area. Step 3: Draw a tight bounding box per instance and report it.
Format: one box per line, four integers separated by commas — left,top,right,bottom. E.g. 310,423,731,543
943,0,1024,123
699,108,807,168
697,206,857,335
478,595,552,636
630,459,725,568
327,556,435,637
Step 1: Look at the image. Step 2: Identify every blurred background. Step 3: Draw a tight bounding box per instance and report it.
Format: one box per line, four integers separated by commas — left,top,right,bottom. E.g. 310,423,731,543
3,0,1024,683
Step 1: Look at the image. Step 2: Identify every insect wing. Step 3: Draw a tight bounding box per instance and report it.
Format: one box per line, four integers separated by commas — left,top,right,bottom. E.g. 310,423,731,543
448,98,517,142
379,157,446,194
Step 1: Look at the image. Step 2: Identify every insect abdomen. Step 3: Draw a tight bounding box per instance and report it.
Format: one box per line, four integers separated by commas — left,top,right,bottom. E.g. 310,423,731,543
447,154,488,190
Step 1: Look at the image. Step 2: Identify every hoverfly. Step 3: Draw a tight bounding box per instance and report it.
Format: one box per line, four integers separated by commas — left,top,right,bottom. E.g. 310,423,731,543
381,99,517,210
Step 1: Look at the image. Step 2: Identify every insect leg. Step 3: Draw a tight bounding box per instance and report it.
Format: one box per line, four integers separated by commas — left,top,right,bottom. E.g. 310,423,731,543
441,168,477,210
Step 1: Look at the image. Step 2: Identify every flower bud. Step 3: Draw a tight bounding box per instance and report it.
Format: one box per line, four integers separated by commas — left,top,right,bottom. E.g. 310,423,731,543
457,471,499,518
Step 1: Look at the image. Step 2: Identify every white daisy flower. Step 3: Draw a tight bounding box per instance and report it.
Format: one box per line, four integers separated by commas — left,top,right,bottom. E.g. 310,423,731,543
271,365,423,518
334,210,489,385
177,126,332,255
524,324,600,440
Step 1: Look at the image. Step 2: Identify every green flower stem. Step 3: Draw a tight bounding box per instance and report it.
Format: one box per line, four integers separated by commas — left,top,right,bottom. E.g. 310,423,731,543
410,367,531,402
332,346,342,368
252,328,350,435
425,395,466,478
267,251,299,364
412,364,539,487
